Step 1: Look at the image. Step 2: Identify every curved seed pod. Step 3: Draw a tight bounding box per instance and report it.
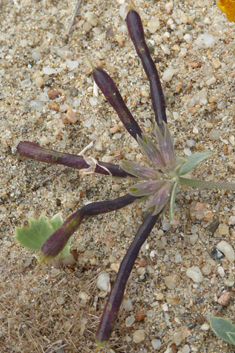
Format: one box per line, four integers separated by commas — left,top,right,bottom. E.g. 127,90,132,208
17,141,132,178
96,211,159,348
41,194,138,259
126,9,167,133
93,68,142,141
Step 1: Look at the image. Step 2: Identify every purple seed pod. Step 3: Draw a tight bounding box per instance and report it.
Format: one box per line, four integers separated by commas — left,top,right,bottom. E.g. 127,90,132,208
17,141,132,178
126,9,167,133
41,194,138,259
96,210,159,347
93,68,143,141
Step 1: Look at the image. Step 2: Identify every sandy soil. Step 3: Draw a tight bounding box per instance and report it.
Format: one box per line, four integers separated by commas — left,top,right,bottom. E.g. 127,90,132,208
0,0,235,352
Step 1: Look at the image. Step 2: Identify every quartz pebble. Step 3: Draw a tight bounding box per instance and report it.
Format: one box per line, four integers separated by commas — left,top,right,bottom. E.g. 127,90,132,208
43,67,57,75
133,329,145,343
218,223,229,236
147,17,160,33
35,76,44,88
217,291,232,306
216,241,235,262
96,272,111,292
125,315,135,327
56,296,65,305
195,34,217,48
186,266,204,283
162,68,178,82
165,273,180,289
181,344,190,353
151,338,161,349
123,299,133,311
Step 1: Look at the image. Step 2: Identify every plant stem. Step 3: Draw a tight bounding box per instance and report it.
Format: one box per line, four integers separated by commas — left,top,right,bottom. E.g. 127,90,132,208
17,141,133,178
96,210,159,348
179,177,235,191
41,194,138,259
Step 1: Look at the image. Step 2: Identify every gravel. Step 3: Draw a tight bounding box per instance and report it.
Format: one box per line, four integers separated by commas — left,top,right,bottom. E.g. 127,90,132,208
1,0,235,352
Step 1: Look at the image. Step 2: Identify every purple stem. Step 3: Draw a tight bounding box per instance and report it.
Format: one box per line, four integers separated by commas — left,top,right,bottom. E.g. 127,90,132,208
17,141,132,178
93,68,143,141
126,10,167,133
96,210,159,347
41,193,138,259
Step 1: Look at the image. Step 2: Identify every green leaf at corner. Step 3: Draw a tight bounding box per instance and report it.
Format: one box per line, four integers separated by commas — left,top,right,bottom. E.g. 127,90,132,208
14,213,70,258
179,152,213,176
210,317,235,346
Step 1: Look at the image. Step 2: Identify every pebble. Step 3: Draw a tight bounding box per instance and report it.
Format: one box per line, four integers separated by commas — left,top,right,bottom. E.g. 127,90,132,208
29,99,45,111
216,241,235,262
66,59,78,71
181,344,190,353
56,296,65,305
165,273,180,289
35,76,44,88
65,108,78,124
125,315,135,327
195,34,217,48
123,299,133,311
190,233,198,245
151,338,161,349
217,291,232,306
162,68,178,82
209,129,221,141
200,323,210,330
217,266,225,278
218,223,229,236
186,266,204,283
84,12,99,26
43,67,57,75
78,291,89,305
96,272,111,292
210,248,225,260
48,89,62,100
133,329,145,343
165,2,173,14
147,17,160,33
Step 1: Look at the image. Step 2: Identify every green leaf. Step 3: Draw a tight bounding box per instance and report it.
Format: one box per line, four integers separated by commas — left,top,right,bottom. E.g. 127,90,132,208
169,181,178,220
179,152,213,176
210,317,235,345
14,213,71,259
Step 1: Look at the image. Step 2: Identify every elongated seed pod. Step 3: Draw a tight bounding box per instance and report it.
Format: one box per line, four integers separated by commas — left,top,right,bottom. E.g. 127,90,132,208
93,68,142,141
126,10,167,133
17,141,131,178
96,211,159,347
41,194,138,259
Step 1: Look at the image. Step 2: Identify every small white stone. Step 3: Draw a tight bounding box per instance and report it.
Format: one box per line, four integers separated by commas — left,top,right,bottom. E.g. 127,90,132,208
184,148,191,156
186,266,204,283
181,344,190,353
195,34,217,48
35,76,44,88
32,51,42,61
206,77,216,86
151,338,161,349
56,296,65,305
147,17,160,33
89,97,98,106
39,136,50,145
133,329,145,343
43,67,57,75
162,68,177,82
217,266,225,278
84,12,99,26
190,233,198,245
200,323,210,330
125,315,135,327
20,39,28,47
123,299,133,311
218,223,229,235
165,2,173,14
184,34,192,43
216,241,235,262
97,272,111,292
66,59,78,71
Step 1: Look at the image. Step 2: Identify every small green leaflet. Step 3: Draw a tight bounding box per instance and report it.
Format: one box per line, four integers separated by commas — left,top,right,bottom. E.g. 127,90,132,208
210,317,235,346
179,152,213,176
14,213,71,259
